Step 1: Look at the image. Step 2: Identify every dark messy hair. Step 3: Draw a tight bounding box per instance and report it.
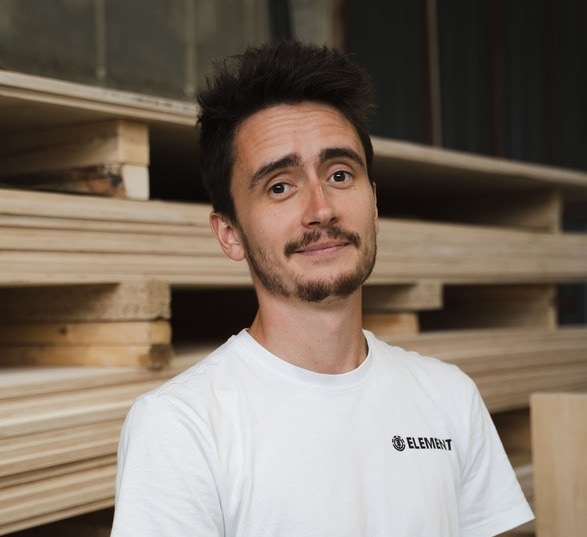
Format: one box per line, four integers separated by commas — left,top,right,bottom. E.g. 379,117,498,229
196,40,375,223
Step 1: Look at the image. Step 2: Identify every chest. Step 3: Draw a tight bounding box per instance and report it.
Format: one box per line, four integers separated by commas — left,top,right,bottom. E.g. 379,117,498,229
211,382,463,536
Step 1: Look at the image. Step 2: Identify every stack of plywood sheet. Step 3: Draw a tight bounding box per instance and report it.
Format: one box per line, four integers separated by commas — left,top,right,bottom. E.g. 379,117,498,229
1,68,587,536
0,351,212,535
1,187,586,287
0,283,173,369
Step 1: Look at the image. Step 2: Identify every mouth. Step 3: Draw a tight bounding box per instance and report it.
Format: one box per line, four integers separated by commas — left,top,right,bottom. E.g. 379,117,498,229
284,227,361,258
295,240,349,255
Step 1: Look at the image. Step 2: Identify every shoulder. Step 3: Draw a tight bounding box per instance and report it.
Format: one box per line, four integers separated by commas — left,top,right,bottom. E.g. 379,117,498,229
367,331,474,385
365,330,480,412
129,331,252,422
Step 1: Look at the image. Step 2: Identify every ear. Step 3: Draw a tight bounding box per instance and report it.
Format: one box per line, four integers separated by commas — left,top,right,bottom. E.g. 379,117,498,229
209,212,246,261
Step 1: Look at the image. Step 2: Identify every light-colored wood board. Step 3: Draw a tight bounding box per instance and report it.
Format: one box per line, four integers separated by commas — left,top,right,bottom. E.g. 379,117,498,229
531,392,587,537
0,381,158,416
363,313,419,337
0,353,204,400
481,373,587,413
0,225,221,255
0,465,115,526
0,455,116,490
1,221,587,286
0,69,196,132
425,284,557,330
362,281,442,312
1,191,586,286
372,136,587,200
0,187,209,225
0,384,159,439
0,120,149,177
0,343,173,369
0,421,121,478
391,327,587,356
0,321,170,345
119,164,149,200
0,282,170,323
0,213,203,235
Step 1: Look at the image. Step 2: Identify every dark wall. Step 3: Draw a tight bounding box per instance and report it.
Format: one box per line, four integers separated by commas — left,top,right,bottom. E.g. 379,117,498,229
349,0,587,172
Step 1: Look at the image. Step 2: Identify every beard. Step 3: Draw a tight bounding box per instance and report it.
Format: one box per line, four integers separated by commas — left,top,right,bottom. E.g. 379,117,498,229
238,224,377,303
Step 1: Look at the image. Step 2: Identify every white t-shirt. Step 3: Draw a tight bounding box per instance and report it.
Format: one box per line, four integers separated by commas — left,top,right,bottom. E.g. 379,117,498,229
112,330,534,537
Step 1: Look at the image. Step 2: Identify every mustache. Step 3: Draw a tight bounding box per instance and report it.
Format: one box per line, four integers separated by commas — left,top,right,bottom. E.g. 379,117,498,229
284,226,361,257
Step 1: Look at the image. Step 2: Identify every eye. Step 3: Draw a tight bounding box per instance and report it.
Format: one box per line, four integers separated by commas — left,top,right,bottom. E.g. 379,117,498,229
329,170,352,183
268,182,290,196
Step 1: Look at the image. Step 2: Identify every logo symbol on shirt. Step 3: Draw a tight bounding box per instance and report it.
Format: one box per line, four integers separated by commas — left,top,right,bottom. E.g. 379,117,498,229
392,435,406,451
392,435,453,451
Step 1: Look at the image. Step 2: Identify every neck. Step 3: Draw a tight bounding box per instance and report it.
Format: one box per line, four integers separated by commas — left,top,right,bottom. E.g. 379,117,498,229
248,288,366,374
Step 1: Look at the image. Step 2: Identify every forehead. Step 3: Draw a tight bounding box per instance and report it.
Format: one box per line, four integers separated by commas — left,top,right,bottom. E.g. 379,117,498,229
232,102,364,174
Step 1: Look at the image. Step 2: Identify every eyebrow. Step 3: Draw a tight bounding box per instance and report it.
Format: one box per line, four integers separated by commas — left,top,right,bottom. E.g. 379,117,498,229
249,154,302,190
319,147,366,170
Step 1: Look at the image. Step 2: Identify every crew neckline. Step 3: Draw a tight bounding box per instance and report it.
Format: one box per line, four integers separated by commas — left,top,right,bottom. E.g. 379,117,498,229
235,328,375,389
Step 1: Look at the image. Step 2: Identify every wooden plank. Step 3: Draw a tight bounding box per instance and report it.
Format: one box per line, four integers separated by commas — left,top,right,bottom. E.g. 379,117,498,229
362,281,442,312
0,464,115,530
0,189,586,287
0,163,151,200
391,327,587,411
0,353,205,400
0,343,173,369
0,187,208,225
0,282,170,323
373,218,587,284
0,321,170,345
371,136,587,200
0,421,121,478
0,120,150,199
0,383,160,439
363,313,419,337
421,284,557,330
0,120,149,175
0,219,586,286
531,392,587,537
0,69,197,131
379,188,562,232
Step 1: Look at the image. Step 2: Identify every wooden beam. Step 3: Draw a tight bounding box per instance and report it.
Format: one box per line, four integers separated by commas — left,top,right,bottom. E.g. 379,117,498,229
531,392,587,537
0,120,149,173
0,283,170,322
0,343,173,369
391,327,587,411
0,121,150,199
0,321,170,345
421,284,557,330
362,281,442,312
363,313,419,337
1,189,586,286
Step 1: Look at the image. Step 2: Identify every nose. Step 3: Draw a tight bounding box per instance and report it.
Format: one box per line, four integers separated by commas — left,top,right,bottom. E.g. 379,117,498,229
302,182,337,228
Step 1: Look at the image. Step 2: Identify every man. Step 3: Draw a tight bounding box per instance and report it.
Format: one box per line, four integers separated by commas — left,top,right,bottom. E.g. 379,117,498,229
111,41,534,536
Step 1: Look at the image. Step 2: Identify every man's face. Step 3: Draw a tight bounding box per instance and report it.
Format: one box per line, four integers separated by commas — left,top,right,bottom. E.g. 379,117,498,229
217,102,378,304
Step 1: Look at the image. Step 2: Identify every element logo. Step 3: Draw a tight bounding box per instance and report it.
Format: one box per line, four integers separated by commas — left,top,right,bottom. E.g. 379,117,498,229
392,435,406,451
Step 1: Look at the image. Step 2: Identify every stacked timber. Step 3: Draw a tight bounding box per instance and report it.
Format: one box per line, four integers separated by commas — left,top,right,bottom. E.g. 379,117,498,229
1,69,587,536
1,187,586,287
0,120,150,200
392,327,587,413
0,352,211,535
0,283,173,369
